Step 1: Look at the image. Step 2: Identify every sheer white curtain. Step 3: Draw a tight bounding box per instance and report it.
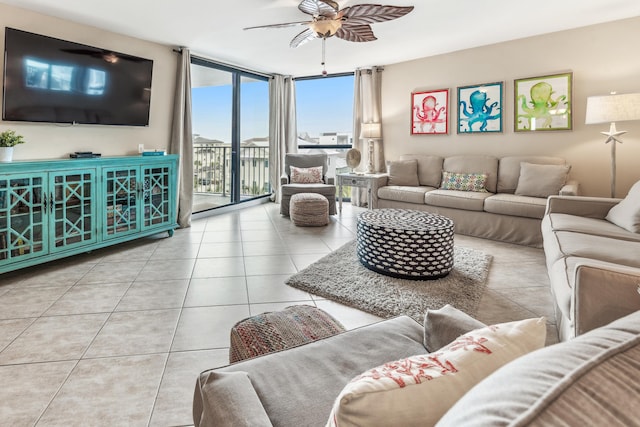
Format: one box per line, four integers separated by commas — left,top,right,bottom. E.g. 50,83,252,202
269,74,297,203
352,67,384,206
169,48,193,228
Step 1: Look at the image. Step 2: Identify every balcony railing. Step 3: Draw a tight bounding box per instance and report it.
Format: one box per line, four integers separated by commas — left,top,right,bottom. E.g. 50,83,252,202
193,143,270,204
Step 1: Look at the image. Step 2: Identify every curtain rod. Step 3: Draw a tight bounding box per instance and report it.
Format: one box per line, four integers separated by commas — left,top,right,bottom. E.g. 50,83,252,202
173,47,273,79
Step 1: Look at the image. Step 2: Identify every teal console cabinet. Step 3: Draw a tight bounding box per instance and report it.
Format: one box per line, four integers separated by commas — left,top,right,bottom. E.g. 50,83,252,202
0,155,178,274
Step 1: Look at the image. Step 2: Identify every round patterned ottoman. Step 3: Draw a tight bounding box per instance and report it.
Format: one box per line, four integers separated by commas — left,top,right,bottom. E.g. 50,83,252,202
290,193,329,226
356,209,455,280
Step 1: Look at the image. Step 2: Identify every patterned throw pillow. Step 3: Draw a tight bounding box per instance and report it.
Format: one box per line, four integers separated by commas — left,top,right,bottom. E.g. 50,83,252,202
326,317,546,427
290,166,323,184
440,171,488,192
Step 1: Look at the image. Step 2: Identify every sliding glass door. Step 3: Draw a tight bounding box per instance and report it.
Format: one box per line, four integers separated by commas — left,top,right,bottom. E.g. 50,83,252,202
190,59,270,213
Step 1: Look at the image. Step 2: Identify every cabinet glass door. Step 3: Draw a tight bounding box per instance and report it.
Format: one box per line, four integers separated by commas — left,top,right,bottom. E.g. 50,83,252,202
0,174,47,263
104,167,139,238
50,170,97,251
142,165,172,229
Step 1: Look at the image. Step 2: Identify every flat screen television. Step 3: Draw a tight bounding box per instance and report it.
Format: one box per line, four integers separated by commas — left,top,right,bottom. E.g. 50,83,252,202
2,28,153,126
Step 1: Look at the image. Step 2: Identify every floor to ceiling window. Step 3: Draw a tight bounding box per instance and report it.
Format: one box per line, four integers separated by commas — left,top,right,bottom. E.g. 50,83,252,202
296,73,355,198
190,59,270,213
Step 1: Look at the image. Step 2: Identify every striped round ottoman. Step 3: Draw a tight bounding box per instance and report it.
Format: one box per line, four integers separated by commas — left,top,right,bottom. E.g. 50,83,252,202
229,305,345,363
290,193,329,226
356,209,455,280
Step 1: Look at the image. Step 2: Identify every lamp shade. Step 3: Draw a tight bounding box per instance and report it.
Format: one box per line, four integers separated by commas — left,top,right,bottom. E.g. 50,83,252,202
585,93,640,124
360,123,381,139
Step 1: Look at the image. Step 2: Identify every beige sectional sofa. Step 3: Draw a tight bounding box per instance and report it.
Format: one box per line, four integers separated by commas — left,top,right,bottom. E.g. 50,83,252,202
542,192,640,341
372,154,579,247
193,305,640,426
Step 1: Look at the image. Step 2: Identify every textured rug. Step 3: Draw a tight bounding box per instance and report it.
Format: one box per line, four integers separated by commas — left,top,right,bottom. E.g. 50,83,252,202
286,240,492,322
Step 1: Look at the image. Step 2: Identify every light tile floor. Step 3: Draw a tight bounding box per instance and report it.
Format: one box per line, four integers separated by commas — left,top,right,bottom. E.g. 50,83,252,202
0,203,557,426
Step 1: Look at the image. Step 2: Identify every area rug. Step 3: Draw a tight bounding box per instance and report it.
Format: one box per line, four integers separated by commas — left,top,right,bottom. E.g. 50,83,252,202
286,240,492,322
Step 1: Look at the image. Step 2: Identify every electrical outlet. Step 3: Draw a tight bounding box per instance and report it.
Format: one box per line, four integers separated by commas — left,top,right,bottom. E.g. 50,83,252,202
138,144,144,153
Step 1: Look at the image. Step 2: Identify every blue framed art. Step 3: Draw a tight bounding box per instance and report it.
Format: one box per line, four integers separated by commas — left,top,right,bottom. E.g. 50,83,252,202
457,82,503,133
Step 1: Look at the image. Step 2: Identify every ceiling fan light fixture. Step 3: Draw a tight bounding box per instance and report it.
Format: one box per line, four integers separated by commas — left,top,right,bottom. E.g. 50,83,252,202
309,18,342,38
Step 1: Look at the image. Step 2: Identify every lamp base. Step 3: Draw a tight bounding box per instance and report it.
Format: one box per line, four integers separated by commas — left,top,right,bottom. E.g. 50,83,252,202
602,122,627,198
367,139,375,173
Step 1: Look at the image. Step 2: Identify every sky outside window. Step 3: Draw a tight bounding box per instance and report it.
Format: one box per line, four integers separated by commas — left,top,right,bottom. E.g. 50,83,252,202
296,74,354,138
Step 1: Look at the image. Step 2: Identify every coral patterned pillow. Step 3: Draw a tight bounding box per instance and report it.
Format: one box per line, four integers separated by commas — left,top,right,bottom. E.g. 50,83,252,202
440,171,488,192
290,166,324,184
326,317,546,427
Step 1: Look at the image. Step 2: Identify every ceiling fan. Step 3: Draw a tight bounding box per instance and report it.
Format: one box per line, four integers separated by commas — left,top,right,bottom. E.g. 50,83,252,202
244,0,414,74
245,0,414,48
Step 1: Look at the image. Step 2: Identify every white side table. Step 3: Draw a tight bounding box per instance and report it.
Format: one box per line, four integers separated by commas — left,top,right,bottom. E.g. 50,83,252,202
337,173,388,213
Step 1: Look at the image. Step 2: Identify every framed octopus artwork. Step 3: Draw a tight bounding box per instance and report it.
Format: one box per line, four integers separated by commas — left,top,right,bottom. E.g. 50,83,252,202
411,89,449,134
514,72,573,132
457,82,503,133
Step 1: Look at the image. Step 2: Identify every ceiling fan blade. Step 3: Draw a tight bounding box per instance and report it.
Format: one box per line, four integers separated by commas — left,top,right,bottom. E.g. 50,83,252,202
290,27,319,48
244,20,311,30
341,5,414,25
335,25,377,43
298,0,339,18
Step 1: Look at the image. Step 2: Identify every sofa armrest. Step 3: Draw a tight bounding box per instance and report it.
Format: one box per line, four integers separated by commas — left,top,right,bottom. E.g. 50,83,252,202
574,262,640,336
194,371,273,427
558,180,580,196
326,176,335,185
280,174,289,185
545,195,622,219
370,174,390,209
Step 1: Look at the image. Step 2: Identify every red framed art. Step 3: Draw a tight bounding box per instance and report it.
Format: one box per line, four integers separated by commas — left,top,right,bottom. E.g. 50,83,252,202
411,88,449,134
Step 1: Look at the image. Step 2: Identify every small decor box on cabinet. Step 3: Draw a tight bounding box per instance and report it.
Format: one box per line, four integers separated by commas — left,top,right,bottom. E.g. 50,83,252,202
142,149,166,156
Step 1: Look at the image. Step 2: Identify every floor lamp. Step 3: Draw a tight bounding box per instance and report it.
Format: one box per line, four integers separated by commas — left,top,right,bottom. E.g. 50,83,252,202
360,122,381,174
585,92,640,198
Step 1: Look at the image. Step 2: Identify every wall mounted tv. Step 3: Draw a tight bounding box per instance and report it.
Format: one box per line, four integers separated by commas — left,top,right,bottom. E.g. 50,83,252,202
2,28,153,126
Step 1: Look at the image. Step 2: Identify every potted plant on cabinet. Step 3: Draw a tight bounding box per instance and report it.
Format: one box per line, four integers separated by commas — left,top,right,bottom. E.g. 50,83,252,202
0,130,25,162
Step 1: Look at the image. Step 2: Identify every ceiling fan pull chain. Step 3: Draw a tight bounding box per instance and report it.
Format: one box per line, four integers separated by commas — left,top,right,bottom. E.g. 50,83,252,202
321,37,327,76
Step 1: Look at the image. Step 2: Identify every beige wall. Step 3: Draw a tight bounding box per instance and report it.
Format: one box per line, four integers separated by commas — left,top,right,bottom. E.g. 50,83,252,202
0,3,177,161
382,16,640,197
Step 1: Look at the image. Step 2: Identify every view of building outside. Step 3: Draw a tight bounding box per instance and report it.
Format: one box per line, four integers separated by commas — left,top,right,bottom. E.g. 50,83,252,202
296,74,356,198
191,68,355,211
190,63,269,211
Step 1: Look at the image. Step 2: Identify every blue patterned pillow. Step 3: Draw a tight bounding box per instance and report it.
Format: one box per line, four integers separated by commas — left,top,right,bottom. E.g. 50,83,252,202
440,171,488,192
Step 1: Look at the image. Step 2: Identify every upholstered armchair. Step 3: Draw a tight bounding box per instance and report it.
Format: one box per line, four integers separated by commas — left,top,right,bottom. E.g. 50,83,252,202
280,153,337,216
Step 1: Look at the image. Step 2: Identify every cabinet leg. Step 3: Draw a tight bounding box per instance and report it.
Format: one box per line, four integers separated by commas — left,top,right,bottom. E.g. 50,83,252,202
168,229,174,237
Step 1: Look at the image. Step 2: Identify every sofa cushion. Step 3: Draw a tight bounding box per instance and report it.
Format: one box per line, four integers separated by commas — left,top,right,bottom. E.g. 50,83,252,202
388,159,420,186
497,156,566,194
378,185,434,204
400,154,444,187
194,316,426,427
328,318,546,427
425,190,493,212
435,310,640,427
423,304,486,352
549,231,640,268
515,162,571,198
484,194,547,219
606,180,640,233
443,156,499,193
546,213,640,242
440,171,488,192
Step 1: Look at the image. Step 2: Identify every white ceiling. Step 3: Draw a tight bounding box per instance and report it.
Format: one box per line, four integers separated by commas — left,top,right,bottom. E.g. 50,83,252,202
3,0,640,77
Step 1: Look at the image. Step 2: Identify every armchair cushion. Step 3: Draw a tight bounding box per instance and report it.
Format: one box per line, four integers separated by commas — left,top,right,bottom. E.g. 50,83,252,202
290,166,323,184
